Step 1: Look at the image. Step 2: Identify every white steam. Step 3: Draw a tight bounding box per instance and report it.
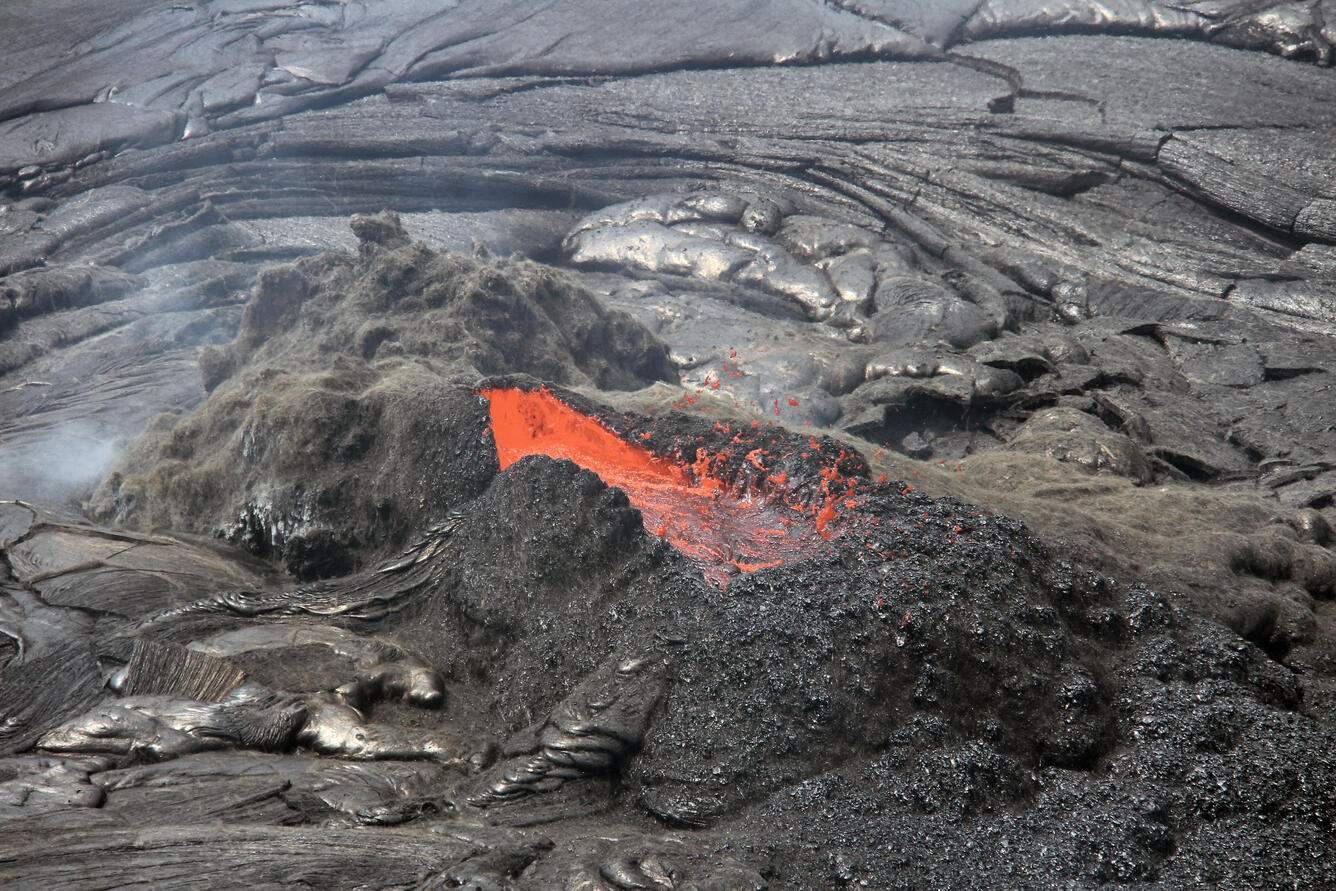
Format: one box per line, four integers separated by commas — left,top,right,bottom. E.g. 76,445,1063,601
0,420,122,502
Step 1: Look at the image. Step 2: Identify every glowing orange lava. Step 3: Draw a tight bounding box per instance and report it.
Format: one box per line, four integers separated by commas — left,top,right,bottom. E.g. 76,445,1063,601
481,387,846,585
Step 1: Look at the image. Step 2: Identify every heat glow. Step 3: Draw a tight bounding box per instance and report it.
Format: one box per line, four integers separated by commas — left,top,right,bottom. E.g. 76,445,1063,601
481,387,850,585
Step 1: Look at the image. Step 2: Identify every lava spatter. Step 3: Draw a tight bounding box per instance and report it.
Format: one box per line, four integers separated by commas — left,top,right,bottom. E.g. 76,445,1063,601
481,387,860,585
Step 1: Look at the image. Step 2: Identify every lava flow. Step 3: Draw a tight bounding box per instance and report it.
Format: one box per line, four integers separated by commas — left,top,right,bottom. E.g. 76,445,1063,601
481,387,852,586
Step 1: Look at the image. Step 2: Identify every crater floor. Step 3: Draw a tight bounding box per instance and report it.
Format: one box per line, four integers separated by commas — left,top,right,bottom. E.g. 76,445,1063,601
2,3,1336,888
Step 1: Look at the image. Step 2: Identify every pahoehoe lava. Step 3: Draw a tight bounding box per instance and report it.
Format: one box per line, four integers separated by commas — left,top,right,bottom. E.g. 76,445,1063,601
2,2,1336,889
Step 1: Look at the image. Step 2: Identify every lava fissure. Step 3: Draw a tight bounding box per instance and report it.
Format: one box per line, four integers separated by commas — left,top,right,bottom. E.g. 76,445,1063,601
481,387,864,585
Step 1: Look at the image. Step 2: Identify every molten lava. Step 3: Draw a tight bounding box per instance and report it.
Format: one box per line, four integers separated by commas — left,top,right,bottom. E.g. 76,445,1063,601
481,387,849,585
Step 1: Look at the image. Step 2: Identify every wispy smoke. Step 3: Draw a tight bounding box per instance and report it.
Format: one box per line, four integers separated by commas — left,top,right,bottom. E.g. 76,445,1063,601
0,420,121,504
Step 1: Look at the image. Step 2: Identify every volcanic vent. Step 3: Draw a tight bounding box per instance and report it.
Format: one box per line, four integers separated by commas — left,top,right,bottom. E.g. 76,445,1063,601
481,386,864,585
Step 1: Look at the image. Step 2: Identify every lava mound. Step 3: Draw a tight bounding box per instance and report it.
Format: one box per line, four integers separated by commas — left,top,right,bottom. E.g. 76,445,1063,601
106,379,1333,886
57,223,1336,885
88,213,674,577
380,389,1334,884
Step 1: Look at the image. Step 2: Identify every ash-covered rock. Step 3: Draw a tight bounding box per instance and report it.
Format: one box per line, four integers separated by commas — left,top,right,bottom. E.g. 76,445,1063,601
87,214,675,577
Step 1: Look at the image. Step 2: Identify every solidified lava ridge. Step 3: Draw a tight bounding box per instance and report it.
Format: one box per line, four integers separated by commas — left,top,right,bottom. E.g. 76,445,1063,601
481,386,869,585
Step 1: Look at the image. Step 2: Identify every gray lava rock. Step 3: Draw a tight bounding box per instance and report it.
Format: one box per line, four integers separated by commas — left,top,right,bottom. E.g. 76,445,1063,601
871,276,999,349
1008,406,1154,483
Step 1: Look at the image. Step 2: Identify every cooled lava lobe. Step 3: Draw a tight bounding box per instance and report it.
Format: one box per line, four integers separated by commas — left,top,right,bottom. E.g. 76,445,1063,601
3,2,1336,889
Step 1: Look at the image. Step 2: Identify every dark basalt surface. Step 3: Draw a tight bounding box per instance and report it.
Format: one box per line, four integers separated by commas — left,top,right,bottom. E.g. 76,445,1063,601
2,3,1336,889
